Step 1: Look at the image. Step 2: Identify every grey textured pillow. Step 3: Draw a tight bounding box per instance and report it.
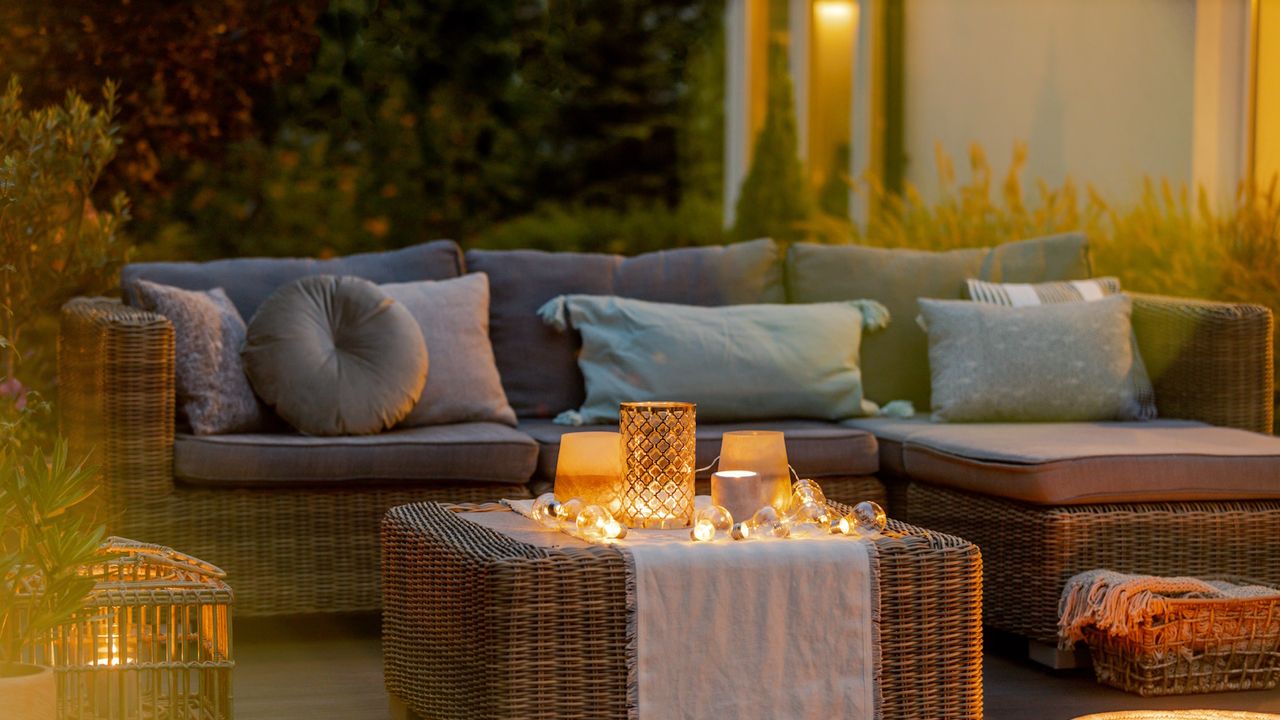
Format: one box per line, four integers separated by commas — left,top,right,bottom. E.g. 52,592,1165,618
382,274,517,428
132,279,264,435
242,276,428,436
965,276,1156,420
919,295,1148,422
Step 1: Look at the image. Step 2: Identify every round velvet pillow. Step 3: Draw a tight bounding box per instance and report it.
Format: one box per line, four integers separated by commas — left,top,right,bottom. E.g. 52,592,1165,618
243,275,428,436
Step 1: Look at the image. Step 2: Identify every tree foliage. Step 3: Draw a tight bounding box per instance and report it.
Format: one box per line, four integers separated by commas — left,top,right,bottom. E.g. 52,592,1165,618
0,79,130,385
0,0,325,198
140,0,724,259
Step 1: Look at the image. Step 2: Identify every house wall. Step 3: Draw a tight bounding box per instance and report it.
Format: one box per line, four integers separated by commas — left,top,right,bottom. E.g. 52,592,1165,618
903,0,1198,205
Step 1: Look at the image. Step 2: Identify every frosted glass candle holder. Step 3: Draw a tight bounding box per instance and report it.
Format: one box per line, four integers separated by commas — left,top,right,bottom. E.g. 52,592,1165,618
619,401,697,528
554,431,623,515
719,430,791,511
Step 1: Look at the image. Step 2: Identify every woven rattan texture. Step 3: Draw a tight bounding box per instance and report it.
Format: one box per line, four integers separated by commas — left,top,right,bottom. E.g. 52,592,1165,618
905,482,1280,645
60,298,531,615
1084,590,1280,696
381,501,983,720
1131,293,1274,434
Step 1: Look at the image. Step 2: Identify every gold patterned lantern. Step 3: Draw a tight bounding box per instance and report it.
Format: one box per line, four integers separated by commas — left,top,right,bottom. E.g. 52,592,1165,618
619,401,697,528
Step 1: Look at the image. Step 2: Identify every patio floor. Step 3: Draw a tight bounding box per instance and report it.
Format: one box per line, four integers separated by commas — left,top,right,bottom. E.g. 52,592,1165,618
233,615,1280,719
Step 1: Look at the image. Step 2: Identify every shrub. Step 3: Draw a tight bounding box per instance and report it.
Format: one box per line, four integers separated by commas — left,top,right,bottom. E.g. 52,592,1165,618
0,439,107,664
0,78,131,425
807,140,1280,394
473,197,725,254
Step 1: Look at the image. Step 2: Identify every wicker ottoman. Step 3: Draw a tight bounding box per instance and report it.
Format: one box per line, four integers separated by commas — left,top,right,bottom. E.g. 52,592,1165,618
382,501,984,720
905,482,1280,657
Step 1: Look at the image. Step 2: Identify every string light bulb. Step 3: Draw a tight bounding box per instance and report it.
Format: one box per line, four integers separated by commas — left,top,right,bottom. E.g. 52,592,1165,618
690,517,716,542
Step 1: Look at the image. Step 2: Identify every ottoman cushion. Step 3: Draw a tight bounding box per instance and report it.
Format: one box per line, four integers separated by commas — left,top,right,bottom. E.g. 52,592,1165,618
889,420,1280,504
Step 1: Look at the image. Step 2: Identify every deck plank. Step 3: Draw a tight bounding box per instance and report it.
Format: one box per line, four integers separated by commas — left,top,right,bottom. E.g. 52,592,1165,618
233,616,1280,720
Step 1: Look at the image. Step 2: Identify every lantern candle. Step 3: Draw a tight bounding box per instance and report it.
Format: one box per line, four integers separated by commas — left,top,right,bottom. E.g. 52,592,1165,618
619,401,697,528
719,430,791,511
711,470,765,524
554,431,623,515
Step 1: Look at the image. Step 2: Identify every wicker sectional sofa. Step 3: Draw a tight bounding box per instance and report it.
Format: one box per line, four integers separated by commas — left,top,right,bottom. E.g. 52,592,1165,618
59,236,1280,632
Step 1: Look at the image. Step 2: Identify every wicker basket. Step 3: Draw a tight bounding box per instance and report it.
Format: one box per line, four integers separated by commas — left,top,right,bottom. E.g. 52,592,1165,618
1083,582,1280,696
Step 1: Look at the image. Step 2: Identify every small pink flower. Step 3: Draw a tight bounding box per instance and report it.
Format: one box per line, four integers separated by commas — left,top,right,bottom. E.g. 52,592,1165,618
0,376,27,411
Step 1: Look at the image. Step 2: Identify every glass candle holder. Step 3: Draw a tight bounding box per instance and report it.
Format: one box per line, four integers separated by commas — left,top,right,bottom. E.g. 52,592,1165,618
719,430,791,511
554,431,623,515
619,401,697,528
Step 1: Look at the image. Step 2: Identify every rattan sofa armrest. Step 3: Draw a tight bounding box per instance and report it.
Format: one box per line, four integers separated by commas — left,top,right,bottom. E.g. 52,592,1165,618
59,297,176,504
1130,292,1274,433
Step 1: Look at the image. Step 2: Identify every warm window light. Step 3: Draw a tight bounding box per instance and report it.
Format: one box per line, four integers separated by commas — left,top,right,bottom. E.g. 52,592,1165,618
814,0,855,23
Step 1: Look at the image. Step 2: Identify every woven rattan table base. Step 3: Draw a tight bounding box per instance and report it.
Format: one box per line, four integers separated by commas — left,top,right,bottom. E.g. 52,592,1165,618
382,501,983,720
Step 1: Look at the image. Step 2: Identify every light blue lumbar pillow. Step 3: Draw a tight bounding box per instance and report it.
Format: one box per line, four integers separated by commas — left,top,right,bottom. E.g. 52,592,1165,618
538,295,890,425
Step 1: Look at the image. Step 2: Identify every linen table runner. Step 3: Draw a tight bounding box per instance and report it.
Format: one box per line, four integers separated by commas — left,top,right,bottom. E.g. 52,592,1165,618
493,499,882,720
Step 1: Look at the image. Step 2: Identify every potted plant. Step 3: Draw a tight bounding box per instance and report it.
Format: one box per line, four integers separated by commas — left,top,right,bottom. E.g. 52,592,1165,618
0,438,106,720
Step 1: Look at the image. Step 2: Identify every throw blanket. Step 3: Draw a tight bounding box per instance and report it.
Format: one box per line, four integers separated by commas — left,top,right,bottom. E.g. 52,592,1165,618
503,498,882,720
1058,569,1277,649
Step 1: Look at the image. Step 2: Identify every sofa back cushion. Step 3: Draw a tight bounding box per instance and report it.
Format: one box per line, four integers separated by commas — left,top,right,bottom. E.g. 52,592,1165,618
467,239,786,418
122,239,464,319
787,233,1090,409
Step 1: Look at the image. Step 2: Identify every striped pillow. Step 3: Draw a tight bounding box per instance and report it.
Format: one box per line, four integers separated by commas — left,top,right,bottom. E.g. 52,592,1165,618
964,277,1157,420
966,277,1121,306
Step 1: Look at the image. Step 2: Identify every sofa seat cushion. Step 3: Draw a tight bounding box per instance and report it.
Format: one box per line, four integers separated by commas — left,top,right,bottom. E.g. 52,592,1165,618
174,422,538,487
521,419,878,483
843,417,936,476
880,420,1280,505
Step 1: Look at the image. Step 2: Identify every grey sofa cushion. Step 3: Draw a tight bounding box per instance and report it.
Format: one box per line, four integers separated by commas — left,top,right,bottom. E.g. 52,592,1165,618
854,419,1280,505
843,417,935,476
788,233,1091,409
123,239,464,319
383,274,517,428
521,418,879,483
131,280,265,435
468,239,787,418
174,422,538,486
242,276,428,436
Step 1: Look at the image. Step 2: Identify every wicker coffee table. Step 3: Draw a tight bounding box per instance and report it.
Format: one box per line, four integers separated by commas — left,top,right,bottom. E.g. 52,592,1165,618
382,501,984,720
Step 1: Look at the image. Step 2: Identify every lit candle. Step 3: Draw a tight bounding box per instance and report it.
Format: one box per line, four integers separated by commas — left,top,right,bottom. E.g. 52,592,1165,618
711,470,765,524
554,431,623,515
719,430,791,511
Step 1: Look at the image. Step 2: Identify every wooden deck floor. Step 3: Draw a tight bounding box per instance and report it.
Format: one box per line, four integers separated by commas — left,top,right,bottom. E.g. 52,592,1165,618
233,615,1280,719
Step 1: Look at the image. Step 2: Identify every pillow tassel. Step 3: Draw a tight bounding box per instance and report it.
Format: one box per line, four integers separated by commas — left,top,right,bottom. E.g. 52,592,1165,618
537,295,570,332
554,409,587,427
854,300,891,332
878,400,915,418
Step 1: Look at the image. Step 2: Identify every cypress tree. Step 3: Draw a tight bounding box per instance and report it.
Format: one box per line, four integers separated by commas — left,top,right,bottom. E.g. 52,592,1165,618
733,42,812,242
